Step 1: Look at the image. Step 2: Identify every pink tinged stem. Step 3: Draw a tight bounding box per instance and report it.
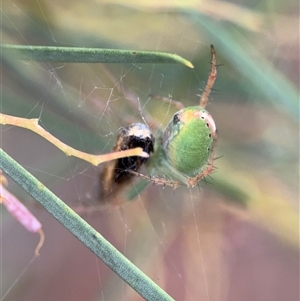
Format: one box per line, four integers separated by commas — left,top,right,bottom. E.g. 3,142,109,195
0,183,45,256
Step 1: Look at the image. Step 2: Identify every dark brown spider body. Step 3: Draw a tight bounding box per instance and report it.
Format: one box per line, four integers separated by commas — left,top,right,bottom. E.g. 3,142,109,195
99,123,154,202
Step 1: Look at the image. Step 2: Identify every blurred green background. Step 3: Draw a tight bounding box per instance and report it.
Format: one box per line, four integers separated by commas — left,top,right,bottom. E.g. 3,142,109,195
1,1,299,301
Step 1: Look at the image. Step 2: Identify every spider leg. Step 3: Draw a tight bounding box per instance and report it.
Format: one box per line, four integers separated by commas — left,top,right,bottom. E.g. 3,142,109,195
128,170,181,189
199,45,217,108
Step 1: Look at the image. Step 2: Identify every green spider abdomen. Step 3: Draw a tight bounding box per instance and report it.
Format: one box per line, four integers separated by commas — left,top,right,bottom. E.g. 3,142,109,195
162,106,216,177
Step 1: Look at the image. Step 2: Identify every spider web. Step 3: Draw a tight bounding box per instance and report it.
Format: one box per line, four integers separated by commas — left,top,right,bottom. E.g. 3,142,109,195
1,1,299,301
1,3,221,301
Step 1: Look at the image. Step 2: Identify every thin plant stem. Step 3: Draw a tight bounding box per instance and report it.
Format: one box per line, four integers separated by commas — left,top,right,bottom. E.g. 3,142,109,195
0,113,148,166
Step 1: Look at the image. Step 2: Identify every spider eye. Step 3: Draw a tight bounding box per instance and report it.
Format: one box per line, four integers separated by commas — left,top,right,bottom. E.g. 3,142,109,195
173,113,180,125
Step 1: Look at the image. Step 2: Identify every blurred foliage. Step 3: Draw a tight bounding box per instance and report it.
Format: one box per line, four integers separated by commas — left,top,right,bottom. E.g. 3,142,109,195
1,1,299,301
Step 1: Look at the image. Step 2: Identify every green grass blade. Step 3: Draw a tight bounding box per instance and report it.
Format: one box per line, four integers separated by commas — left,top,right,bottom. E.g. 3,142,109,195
0,148,175,301
1,44,194,68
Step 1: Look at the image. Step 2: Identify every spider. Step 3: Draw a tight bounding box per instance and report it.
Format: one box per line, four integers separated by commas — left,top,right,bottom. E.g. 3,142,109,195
98,45,218,204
